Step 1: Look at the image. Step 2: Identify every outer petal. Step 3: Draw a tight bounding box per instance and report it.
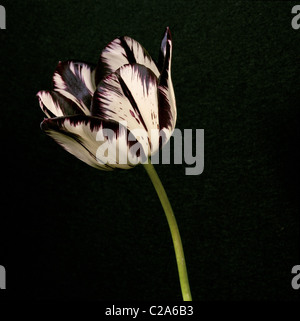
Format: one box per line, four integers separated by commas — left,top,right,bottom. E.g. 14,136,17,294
41,115,147,170
92,63,160,155
157,27,177,146
95,36,160,84
37,90,86,118
52,61,96,114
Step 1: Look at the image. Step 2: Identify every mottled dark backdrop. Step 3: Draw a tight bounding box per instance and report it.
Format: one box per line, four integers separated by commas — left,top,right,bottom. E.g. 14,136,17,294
0,0,299,301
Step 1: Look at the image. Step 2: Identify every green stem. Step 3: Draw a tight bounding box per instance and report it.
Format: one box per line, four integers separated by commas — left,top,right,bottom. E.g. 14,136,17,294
143,162,192,301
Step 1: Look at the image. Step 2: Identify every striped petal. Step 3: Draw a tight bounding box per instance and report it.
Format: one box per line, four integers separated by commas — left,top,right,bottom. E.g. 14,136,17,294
95,36,160,85
41,115,147,170
52,61,96,114
157,27,177,146
92,64,160,155
37,90,85,118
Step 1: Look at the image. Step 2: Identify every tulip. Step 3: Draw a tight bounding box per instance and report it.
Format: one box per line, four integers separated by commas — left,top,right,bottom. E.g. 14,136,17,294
37,27,176,169
38,28,192,301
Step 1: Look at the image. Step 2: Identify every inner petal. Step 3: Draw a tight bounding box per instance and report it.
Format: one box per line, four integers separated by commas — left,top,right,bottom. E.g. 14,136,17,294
52,60,96,115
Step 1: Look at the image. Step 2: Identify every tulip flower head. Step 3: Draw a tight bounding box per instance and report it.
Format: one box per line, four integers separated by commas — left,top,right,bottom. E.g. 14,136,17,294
38,27,176,170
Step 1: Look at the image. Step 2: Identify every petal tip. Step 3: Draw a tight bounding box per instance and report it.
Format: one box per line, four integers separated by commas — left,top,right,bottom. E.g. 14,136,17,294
36,90,43,98
164,27,172,39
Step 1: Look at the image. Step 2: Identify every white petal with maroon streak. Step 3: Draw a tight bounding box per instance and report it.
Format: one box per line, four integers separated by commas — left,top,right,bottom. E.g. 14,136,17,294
41,116,145,170
53,61,96,115
92,63,160,155
37,90,85,118
98,36,160,81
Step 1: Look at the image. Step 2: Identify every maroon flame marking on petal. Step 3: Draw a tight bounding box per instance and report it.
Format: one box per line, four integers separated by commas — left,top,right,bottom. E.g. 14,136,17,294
117,73,148,132
119,36,136,65
54,61,95,110
158,88,172,130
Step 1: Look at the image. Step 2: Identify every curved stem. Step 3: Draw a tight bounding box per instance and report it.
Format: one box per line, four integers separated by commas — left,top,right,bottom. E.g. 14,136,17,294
143,162,192,301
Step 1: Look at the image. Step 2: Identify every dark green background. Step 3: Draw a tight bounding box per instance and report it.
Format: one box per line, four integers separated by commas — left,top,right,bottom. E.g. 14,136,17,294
0,0,299,301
